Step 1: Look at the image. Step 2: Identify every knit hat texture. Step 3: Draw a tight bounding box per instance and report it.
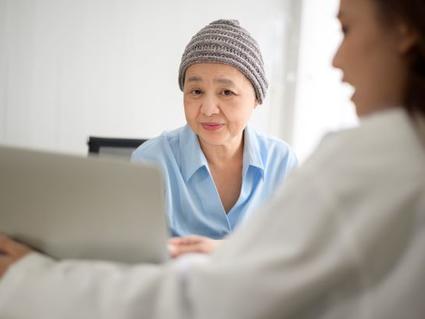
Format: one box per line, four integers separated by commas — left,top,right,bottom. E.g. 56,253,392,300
178,19,268,104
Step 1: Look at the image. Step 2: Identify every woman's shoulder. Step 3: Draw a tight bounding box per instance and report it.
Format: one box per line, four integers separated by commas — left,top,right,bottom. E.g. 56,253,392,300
131,126,186,162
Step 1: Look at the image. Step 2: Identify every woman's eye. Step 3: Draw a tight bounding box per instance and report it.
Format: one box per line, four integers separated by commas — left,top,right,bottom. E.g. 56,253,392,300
191,89,203,95
221,90,234,96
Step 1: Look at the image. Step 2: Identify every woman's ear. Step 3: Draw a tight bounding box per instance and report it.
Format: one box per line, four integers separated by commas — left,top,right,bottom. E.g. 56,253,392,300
397,23,419,54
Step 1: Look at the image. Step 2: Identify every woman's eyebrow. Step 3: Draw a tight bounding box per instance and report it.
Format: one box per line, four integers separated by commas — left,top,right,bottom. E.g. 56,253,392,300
186,76,202,82
214,78,235,86
186,76,236,86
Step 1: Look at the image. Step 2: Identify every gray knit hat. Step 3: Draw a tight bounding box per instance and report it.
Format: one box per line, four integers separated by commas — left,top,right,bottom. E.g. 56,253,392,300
178,19,268,104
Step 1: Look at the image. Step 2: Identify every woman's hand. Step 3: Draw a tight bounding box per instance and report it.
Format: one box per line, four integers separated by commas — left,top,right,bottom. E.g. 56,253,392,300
0,234,32,277
168,235,223,258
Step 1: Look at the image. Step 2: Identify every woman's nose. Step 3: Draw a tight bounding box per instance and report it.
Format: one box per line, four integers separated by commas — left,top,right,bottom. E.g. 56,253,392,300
200,95,220,116
332,43,342,70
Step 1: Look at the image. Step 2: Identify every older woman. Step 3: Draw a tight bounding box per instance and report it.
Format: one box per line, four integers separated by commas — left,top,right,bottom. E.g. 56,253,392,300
1,0,425,317
132,20,297,242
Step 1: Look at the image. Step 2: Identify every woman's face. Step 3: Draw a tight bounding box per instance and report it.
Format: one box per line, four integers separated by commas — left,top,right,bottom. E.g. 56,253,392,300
332,0,414,117
183,63,257,150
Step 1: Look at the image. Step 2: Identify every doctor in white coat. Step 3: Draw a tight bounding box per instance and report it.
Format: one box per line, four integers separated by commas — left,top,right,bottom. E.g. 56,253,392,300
0,0,425,318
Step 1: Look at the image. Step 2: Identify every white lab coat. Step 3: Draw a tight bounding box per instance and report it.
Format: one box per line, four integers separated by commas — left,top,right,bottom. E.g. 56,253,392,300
1,108,424,319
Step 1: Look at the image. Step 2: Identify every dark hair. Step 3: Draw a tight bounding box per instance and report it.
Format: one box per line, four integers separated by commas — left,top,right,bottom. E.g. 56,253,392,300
374,0,425,117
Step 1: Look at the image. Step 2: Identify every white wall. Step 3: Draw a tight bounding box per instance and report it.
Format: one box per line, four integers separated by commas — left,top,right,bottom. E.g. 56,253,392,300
292,0,357,161
0,0,299,155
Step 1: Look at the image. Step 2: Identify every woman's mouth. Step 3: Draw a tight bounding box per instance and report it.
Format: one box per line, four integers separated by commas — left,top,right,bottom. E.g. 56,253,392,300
201,123,224,131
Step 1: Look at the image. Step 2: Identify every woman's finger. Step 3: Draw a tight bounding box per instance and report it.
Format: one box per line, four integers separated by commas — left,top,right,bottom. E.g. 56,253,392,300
0,234,32,259
169,242,207,258
168,235,204,246
0,233,16,255
0,255,13,277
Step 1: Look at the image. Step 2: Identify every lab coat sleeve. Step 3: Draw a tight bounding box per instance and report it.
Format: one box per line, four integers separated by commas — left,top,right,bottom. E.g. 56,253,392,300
0,252,212,319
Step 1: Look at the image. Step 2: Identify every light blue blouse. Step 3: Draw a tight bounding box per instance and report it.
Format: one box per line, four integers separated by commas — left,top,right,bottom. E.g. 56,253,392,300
131,125,297,239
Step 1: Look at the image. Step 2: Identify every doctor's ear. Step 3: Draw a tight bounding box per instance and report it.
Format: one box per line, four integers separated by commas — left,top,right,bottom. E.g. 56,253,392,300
397,23,419,54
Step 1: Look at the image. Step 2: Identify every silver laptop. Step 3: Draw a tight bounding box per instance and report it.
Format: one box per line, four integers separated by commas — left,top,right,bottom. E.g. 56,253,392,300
0,145,169,264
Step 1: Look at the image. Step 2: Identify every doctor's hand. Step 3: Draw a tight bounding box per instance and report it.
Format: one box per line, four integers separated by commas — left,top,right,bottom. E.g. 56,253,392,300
168,235,223,258
0,234,32,277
